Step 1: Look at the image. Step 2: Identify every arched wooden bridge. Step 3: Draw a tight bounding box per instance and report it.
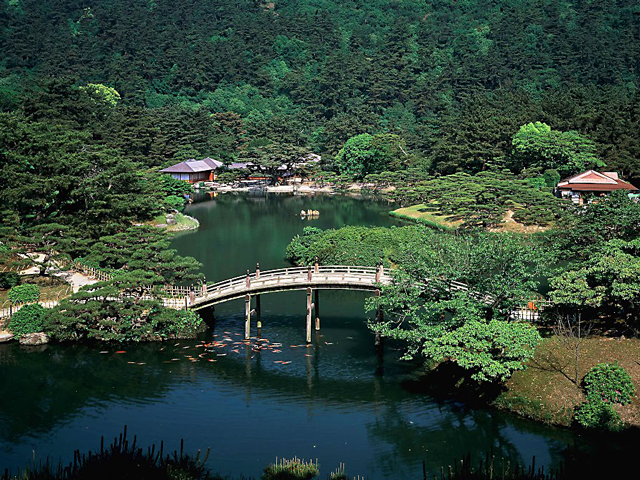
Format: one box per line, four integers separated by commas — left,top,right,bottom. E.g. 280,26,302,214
175,264,392,343
164,263,498,343
191,265,391,310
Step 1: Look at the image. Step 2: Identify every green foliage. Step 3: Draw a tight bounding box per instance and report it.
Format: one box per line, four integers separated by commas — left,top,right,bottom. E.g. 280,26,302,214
583,362,635,405
0,0,640,178
80,83,121,108
47,290,204,343
9,303,45,338
574,362,634,431
388,171,567,229
549,238,640,325
0,271,20,289
550,190,640,260
0,110,164,239
286,225,420,267
510,122,604,176
574,399,622,431
262,458,319,480
216,171,241,183
83,226,202,284
334,133,410,179
160,175,193,197
542,169,560,188
363,228,546,382
238,142,311,184
8,284,40,304
420,315,541,382
151,309,205,339
14,223,72,275
165,195,187,212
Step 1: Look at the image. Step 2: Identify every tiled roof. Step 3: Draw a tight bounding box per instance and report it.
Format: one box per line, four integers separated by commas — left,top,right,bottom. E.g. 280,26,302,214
557,170,638,192
160,158,224,174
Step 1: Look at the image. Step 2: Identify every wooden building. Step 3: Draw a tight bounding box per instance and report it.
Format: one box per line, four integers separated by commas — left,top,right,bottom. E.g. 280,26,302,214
160,158,224,183
556,170,638,204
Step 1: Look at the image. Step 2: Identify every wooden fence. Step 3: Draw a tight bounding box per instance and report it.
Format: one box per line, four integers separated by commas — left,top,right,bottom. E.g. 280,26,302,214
70,261,113,282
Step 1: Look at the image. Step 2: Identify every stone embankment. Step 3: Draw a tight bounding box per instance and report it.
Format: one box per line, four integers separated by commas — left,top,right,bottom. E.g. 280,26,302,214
205,181,394,195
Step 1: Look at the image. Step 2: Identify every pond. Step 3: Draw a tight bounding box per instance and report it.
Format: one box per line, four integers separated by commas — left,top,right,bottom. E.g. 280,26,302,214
0,193,584,478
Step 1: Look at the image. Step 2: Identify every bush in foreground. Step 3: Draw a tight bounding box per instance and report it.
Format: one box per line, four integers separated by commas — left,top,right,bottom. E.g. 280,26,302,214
582,362,635,405
574,362,635,430
8,304,45,339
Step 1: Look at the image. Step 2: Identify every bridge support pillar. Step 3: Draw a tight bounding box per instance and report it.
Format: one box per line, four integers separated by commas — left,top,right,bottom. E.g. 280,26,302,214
374,289,384,354
256,294,262,329
314,289,320,331
245,294,251,340
306,287,314,343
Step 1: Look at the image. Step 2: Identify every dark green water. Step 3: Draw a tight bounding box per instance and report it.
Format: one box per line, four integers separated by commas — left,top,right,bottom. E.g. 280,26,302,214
0,193,581,478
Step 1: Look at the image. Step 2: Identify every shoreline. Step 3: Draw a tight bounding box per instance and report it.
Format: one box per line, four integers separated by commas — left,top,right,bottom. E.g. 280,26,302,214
199,181,395,196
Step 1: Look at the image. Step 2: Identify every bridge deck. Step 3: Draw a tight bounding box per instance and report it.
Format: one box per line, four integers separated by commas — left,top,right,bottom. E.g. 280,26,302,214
189,265,390,310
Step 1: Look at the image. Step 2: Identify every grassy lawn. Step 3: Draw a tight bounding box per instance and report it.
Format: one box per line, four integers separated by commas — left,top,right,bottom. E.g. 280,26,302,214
391,204,552,233
495,336,640,427
145,213,199,232
0,275,72,306
390,203,463,230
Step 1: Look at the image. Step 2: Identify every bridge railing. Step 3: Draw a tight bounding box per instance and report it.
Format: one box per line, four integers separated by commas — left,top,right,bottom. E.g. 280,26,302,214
203,265,380,295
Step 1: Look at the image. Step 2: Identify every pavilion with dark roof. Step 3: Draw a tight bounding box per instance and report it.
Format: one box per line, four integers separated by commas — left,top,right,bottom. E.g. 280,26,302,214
556,170,638,204
160,157,224,183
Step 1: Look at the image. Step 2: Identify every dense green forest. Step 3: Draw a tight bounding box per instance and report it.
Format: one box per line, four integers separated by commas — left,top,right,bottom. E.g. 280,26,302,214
1,0,640,178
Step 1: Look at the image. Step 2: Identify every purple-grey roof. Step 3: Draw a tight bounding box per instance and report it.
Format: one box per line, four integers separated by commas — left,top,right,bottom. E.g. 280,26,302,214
202,157,224,169
228,162,253,169
160,158,224,174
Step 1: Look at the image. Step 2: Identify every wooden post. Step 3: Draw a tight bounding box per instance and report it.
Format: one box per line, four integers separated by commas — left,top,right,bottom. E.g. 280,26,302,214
307,265,312,281
184,296,188,310
256,294,262,329
376,258,383,283
314,256,319,273
245,270,251,288
374,289,383,353
306,287,313,343
256,263,260,279
202,277,207,296
314,289,320,331
245,294,251,340
189,289,195,306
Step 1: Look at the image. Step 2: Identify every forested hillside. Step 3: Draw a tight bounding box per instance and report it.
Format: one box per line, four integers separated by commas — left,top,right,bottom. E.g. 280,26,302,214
1,0,640,178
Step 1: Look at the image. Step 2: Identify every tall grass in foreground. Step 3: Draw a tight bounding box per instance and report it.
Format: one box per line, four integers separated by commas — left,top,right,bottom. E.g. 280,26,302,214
424,452,560,480
2,426,217,480
262,457,319,480
2,429,580,480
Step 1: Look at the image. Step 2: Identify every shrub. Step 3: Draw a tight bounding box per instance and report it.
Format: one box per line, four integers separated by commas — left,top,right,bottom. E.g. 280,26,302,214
152,308,205,339
0,271,20,289
574,399,622,431
262,458,319,480
583,362,635,404
217,171,240,183
9,303,45,338
160,174,193,196
8,283,40,304
165,195,187,212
